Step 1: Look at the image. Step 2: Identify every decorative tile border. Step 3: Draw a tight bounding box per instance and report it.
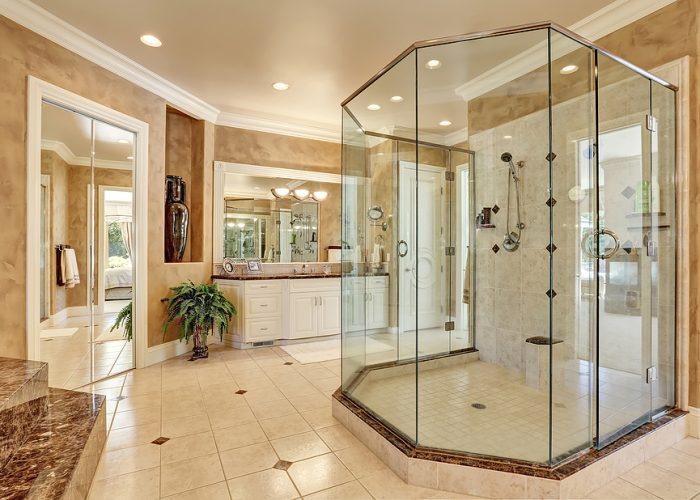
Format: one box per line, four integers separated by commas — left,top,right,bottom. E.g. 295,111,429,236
333,389,688,498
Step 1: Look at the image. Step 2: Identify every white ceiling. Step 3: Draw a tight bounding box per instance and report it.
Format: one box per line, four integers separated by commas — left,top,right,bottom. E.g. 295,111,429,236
29,0,617,133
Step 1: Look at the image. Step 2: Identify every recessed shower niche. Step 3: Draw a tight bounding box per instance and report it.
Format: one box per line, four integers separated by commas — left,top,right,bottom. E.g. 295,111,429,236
336,22,681,498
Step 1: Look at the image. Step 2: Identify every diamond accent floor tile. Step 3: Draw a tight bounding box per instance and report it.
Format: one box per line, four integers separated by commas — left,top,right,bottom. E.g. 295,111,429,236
236,389,248,395
273,460,293,471
152,437,170,445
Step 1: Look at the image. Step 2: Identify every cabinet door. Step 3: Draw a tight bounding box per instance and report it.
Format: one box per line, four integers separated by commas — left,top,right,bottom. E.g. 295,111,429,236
289,293,317,339
318,290,341,336
368,288,389,330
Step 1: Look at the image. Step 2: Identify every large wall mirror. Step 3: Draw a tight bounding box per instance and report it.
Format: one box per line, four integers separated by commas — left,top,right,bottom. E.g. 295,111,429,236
213,162,341,266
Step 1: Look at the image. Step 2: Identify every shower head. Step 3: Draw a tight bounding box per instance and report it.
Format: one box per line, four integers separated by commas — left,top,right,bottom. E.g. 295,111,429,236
500,152,512,163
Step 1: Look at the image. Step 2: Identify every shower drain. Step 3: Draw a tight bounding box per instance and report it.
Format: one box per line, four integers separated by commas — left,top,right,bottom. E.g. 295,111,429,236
471,403,486,410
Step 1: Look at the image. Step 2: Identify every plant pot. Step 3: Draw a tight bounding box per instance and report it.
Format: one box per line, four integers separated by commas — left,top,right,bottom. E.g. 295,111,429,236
190,328,209,361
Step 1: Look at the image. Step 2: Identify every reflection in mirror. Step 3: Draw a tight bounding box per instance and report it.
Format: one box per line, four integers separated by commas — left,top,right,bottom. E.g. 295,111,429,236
39,101,135,389
222,171,339,262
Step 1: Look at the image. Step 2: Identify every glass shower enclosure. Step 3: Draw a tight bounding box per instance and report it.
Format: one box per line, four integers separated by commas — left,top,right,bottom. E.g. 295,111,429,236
340,22,676,465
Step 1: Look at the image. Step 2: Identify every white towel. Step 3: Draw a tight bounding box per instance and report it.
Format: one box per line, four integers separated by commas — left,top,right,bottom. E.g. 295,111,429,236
63,248,80,288
371,244,384,264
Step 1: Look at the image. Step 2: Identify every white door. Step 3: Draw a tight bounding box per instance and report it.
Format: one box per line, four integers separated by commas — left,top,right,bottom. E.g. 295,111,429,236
318,290,341,336
289,293,317,338
399,163,444,333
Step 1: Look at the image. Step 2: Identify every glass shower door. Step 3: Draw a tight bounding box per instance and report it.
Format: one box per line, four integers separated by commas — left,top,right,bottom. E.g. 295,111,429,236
595,54,653,447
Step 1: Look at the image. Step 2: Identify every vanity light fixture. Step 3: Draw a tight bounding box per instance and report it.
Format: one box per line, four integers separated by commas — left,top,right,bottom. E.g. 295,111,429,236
272,82,290,91
271,187,290,198
127,155,134,160
367,104,381,111
237,222,245,228
292,188,310,201
439,120,452,127
312,191,328,202
140,34,162,47
425,59,442,69
560,64,579,74
390,95,404,103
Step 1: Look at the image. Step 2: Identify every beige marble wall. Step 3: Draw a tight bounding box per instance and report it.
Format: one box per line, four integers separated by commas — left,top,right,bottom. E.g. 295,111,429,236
0,14,214,355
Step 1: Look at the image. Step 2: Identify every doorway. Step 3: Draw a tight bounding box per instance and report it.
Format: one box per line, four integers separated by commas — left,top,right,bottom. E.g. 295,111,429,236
27,77,148,388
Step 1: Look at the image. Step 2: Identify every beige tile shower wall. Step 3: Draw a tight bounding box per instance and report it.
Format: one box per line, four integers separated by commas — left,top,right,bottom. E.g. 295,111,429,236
40,150,68,316
0,15,214,356
214,125,342,261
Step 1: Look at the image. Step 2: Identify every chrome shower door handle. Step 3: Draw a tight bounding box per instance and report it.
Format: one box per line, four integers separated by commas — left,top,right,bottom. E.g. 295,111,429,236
581,228,621,260
398,240,408,258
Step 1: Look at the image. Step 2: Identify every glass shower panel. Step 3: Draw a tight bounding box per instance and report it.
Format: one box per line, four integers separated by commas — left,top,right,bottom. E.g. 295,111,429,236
650,82,676,414
549,29,596,461
341,107,368,391
342,51,418,444
596,53,653,447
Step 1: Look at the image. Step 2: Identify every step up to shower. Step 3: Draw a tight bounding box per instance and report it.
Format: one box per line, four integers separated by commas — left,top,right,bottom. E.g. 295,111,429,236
0,357,106,499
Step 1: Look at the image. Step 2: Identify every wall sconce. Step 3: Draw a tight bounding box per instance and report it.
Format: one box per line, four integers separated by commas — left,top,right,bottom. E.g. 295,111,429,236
271,187,290,198
292,188,310,201
311,191,328,201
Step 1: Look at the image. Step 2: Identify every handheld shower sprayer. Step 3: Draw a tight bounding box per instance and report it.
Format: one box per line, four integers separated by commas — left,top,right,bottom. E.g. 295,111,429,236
500,152,524,252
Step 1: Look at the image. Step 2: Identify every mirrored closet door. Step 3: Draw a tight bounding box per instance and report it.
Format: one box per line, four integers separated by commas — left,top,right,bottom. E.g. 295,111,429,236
38,101,135,389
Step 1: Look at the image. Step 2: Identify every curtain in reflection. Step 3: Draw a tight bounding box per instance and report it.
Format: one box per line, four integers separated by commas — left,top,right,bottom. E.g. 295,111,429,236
120,221,133,262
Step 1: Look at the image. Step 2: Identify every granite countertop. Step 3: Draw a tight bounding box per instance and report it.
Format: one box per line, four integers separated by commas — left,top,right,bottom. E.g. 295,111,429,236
0,357,47,408
212,273,342,281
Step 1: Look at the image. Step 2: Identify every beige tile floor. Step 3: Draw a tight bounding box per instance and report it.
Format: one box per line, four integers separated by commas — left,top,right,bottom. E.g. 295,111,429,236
82,341,699,499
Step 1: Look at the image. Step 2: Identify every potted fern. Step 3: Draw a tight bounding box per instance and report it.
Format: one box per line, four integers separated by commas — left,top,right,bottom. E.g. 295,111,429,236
110,302,133,341
162,281,236,360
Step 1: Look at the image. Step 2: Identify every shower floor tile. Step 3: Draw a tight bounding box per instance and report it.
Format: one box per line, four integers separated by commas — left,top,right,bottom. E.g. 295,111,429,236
351,357,667,464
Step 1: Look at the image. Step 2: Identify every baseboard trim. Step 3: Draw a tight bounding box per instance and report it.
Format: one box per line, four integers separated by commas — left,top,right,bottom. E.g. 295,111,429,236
145,339,192,366
688,406,700,437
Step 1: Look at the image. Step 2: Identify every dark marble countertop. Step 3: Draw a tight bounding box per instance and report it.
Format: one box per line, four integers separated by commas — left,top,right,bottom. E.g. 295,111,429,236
212,273,342,281
0,388,105,500
0,357,47,409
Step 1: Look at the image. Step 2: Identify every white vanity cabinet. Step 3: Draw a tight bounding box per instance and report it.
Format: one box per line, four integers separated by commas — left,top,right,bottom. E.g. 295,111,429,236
288,278,341,339
341,275,389,332
215,276,341,347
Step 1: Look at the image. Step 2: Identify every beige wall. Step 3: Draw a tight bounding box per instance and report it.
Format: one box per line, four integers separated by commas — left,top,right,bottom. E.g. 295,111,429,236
0,14,214,355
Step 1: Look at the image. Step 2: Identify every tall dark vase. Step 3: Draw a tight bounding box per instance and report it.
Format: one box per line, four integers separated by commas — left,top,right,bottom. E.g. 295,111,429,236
165,175,189,262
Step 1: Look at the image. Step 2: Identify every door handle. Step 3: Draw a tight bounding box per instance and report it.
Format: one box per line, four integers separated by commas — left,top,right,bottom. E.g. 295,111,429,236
398,240,408,258
319,296,323,306
581,228,621,260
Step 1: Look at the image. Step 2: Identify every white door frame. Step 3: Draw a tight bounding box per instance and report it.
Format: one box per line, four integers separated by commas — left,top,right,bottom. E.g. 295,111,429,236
27,76,149,369
454,163,470,334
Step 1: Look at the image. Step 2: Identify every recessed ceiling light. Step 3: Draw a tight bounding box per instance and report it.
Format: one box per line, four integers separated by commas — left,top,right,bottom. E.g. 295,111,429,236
503,135,513,140
127,155,134,160
367,103,381,111
439,120,452,127
390,95,404,103
254,186,260,190
425,59,442,69
272,82,290,91
140,34,162,47
560,64,579,75
117,139,129,144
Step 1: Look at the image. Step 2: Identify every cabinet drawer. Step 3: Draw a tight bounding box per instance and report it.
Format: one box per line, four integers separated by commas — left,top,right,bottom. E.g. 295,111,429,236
245,280,283,294
367,276,389,289
289,278,340,292
245,295,282,317
245,318,281,342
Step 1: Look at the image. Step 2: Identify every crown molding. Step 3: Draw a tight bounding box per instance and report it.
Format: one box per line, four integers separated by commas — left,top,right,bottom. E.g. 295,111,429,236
217,111,340,143
0,0,219,122
3,0,674,144
455,0,677,102
42,139,133,170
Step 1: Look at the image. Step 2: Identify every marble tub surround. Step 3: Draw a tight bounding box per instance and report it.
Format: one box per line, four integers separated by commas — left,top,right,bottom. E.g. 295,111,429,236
333,388,688,498
0,388,106,500
0,358,49,469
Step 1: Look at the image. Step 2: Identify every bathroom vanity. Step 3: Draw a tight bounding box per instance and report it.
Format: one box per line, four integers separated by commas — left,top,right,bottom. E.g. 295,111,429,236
214,274,340,348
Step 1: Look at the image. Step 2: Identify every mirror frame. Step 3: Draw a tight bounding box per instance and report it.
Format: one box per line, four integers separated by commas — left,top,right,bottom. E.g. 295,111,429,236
213,161,340,268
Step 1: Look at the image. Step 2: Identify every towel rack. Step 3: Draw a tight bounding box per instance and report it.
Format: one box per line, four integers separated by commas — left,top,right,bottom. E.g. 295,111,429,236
55,244,72,250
